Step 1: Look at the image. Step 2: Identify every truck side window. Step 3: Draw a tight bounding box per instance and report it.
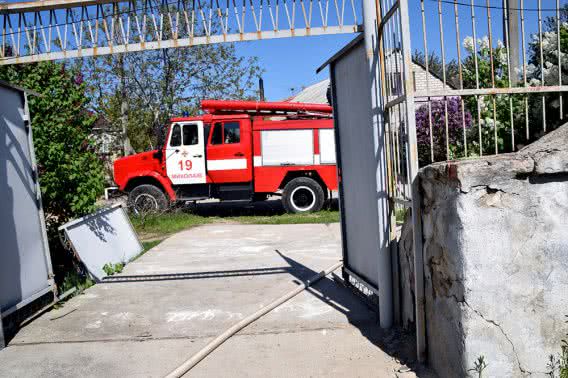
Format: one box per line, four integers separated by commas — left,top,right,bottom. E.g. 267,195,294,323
170,124,181,147
224,122,240,144
183,124,198,145
204,123,211,145
211,122,223,145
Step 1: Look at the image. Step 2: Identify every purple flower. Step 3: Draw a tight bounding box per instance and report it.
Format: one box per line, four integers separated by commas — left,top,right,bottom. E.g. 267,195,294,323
415,97,472,165
74,72,84,85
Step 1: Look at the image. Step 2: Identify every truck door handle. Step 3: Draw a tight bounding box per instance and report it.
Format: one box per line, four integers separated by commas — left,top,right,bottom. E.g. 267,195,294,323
234,152,244,157
175,149,180,153
193,154,203,158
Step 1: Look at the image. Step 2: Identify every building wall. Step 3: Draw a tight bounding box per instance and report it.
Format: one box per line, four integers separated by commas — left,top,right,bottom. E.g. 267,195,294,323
398,124,568,377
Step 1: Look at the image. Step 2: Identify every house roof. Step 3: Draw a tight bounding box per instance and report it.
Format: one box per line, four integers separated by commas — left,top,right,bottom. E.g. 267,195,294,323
285,79,330,104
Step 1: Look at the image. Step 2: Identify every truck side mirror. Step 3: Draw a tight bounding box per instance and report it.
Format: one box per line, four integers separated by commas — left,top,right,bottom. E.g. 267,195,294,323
153,150,163,160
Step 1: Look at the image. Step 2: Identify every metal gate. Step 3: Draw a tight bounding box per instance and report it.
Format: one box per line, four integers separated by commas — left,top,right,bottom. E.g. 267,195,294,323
319,0,424,352
373,0,426,361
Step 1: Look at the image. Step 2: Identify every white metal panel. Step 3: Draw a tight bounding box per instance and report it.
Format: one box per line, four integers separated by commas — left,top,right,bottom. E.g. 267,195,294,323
261,130,314,166
331,40,380,287
319,129,337,164
59,205,143,281
0,85,53,316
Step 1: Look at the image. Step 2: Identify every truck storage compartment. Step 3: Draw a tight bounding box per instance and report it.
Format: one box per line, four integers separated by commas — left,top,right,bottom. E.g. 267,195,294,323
318,129,336,164
260,129,314,166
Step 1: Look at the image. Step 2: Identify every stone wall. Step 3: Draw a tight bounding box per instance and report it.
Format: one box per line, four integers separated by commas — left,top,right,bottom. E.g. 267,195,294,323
399,124,568,377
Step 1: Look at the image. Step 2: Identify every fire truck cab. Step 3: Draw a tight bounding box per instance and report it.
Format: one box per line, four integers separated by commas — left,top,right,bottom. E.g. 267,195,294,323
113,100,338,213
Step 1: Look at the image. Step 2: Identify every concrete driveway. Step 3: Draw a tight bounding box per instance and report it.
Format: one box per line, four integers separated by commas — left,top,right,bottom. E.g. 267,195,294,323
0,223,420,377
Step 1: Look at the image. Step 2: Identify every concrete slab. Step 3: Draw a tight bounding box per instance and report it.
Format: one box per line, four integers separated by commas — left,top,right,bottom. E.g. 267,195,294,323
0,223,425,377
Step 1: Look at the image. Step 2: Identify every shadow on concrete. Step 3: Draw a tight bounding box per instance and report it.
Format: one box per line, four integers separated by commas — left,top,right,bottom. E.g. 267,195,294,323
101,266,292,283
274,249,429,377
182,198,339,218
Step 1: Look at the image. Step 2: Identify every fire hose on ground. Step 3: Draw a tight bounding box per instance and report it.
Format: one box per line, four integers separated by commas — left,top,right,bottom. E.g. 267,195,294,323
164,260,343,378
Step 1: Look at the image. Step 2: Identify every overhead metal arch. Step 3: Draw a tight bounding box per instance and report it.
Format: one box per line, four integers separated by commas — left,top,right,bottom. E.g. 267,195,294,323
0,0,362,65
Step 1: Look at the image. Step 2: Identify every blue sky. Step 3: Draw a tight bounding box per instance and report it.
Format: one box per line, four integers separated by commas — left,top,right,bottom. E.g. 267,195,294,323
235,34,354,100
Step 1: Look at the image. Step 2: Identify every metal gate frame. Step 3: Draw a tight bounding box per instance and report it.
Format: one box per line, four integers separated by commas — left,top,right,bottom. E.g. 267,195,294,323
370,0,426,362
0,82,56,350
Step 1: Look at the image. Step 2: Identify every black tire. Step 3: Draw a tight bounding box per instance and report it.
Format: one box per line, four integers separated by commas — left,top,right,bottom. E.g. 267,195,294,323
127,184,169,215
282,177,325,213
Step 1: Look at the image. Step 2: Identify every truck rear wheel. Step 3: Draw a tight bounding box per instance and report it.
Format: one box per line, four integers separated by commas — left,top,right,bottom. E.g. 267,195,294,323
127,184,168,215
282,177,325,213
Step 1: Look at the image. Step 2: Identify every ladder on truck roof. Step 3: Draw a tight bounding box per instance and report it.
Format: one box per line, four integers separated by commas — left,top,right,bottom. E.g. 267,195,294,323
201,100,333,119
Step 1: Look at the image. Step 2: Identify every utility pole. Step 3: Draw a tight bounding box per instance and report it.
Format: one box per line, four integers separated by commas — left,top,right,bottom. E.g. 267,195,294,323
505,0,520,86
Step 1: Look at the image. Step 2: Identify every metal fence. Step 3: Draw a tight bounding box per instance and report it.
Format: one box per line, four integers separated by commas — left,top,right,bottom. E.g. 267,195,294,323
374,0,568,361
0,0,361,65
409,0,568,168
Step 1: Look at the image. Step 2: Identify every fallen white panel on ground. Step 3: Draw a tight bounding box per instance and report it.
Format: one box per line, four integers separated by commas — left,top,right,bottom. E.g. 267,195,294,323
59,205,143,281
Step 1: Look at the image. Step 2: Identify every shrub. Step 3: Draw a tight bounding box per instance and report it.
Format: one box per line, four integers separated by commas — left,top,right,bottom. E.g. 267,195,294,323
415,97,473,166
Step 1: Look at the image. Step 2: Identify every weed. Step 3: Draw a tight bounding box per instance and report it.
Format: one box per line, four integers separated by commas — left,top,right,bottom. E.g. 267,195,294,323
468,355,488,378
102,262,124,276
561,315,568,378
60,270,94,294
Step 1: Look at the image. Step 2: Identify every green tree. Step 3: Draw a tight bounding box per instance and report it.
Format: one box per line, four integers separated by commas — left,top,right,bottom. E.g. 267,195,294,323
81,45,262,152
0,62,105,225
412,50,460,89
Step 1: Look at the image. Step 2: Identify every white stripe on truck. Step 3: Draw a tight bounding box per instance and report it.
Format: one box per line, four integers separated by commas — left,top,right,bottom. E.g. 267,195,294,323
207,159,247,170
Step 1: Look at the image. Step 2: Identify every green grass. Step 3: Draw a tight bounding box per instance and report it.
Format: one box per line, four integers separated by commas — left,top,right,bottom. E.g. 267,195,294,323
142,239,164,251
131,212,219,237
130,210,339,239
129,239,165,262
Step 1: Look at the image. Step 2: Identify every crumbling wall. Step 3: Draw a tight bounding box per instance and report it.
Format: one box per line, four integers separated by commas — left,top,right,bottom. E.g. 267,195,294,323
399,124,568,377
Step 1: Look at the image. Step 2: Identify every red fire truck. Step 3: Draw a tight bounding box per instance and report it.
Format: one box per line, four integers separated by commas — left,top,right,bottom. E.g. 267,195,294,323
113,100,338,213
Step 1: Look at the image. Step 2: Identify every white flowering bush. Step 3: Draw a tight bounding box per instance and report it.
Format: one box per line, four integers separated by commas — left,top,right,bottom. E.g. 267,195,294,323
526,10,568,131
460,36,524,154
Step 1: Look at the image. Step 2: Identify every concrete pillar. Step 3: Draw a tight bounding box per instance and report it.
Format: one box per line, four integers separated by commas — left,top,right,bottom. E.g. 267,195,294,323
361,0,393,329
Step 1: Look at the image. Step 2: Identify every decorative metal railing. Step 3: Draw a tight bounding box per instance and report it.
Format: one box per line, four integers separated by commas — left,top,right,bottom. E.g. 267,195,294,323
0,0,362,64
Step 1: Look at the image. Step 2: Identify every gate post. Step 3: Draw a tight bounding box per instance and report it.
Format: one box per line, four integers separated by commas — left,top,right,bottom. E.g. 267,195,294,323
361,0,393,329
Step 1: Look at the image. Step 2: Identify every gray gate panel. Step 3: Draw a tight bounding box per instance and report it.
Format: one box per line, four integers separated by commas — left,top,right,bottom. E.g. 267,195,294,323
0,85,53,312
330,39,380,287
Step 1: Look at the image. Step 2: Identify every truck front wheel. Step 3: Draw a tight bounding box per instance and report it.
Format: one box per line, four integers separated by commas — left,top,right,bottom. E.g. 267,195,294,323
127,184,169,215
282,177,325,213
